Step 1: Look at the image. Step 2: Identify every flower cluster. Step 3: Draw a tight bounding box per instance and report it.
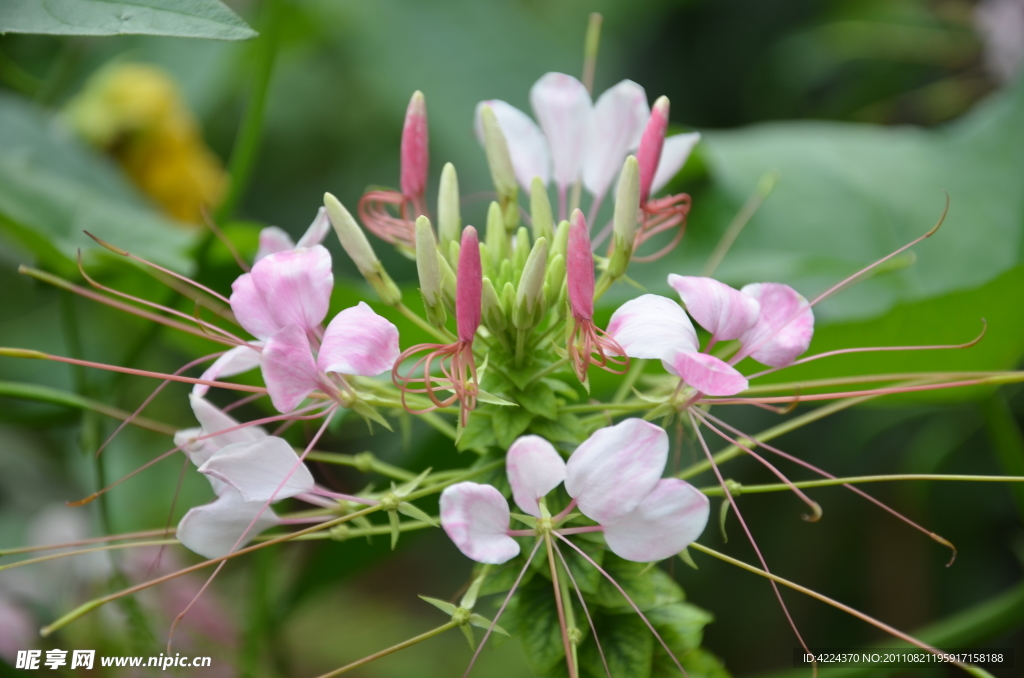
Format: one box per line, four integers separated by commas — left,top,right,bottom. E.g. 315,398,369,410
442,419,709,564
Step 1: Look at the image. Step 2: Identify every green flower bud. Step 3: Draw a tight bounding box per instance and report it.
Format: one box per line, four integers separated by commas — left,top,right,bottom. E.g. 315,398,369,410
415,216,446,327
550,219,570,261
480,277,505,333
437,162,461,253
501,281,516,324
479,104,519,230
544,253,565,307
513,226,530,280
324,192,401,306
513,237,548,329
485,201,507,268
530,177,553,243
438,251,457,313
608,155,640,280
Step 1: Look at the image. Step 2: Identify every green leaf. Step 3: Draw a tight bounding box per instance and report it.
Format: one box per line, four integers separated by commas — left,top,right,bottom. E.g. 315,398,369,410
456,412,496,453
0,93,196,275
468,613,510,636
517,380,559,420
418,595,457,616
544,378,580,401
660,648,731,678
396,502,437,527
647,603,715,658
0,0,256,40
492,406,534,448
579,613,654,678
506,577,566,675
592,556,685,614
530,412,588,446
474,552,537,597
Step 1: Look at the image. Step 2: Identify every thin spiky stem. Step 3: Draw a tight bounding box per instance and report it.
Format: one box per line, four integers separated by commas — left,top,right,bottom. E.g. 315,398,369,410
552,541,610,678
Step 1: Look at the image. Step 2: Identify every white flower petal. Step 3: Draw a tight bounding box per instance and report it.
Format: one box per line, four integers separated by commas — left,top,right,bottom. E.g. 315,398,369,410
603,479,710,562
564,419,668,524
199,437,315,504
474,100,551,189
188,394,267,451
530,73,592,189
650,133,700,196
192,344,263,398
296,206,332,249
177,490,281,559
606,294,698,360
583,80,649,199
668,275,760,342
440,482,519,564
506,435,567,517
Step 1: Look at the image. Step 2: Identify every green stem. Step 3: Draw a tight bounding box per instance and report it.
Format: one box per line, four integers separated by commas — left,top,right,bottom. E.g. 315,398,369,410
397,303,455,342
305,451,417,481
592,271,612,302
0,381,177,435
698,474,1024,496
702,171,778,278
216,0,282,221
313,622,457,678
544,533,577,678
515,328,527,368
980,392,1024,522
678,395,875,479
527,358,569,386
613,358,646,403
561,401,650,414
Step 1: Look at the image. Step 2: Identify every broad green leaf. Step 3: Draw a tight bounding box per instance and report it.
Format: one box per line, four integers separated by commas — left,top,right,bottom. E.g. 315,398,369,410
516,380,559,420
0,93,196,275
666,648,731,678
0,0,256,40
492,406,534,448
530,413,588,446
647,603,715,658
456,412,497,453
579,613,654,678
506,577,567,675
592,556,685,613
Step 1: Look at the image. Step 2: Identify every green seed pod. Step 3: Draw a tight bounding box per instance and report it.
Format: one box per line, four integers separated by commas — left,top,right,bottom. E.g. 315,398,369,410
324,192,401,306
530,177,554,244
437,162,461,252
415,216,446,328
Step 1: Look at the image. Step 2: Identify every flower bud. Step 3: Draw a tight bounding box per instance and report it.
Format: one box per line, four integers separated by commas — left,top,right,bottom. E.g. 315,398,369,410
513,237,548,329
501,281,516,323
608,155,640,279
324,192,401,306
415,216,446,327
513,227,530,277
437,162,461,253
637,96,669,205
438,250,457,312
456,227,482,343
550,219,570,261
485,201,507,268
530,177,554,243
479,104,519,229
401,91,428,200
544,253,565,308
566,210,594,321
481,277,506,333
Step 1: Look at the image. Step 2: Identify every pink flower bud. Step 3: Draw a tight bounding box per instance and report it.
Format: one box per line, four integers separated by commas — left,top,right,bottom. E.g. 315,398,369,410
400,91,428,200
637,96,669,205
456,226,482,342
566,209,594,321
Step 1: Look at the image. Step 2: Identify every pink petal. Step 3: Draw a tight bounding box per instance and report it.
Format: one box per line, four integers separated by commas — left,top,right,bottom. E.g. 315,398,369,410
192,344,262,397
177,489,281,559
738,283,815,367
230,245,333,340
566,210,594,320
188,394,267,455
474,99,551,189
261,324,322,413
506,435,567,517
199,437,315,503
650,133,701,196
255,226,294,263
564,419,668,524
583,80,650,199
401,91,429,198
530,73,592,189
603,479,710,562
456,226,482,342
669,351,749,396
636,96,669,204
668,275,760,342
440,482,520,564
318,302,400,377
295,206,331,249
606,294,698,360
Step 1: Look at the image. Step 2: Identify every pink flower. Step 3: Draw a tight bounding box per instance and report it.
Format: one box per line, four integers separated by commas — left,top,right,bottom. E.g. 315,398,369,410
475,74,697,219
606,274,815,397
358,91,429,249
440,419,709,564
254,207,331,263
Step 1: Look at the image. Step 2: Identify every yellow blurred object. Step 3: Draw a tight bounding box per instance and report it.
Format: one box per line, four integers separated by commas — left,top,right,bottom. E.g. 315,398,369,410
64,62,228,224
